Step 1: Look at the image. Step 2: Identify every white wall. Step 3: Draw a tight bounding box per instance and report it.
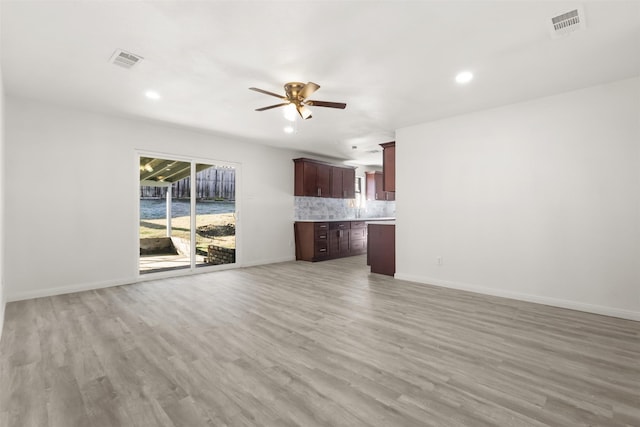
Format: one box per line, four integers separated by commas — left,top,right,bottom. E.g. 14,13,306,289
5,97,305,301
396,77,640,320
0,60,6,339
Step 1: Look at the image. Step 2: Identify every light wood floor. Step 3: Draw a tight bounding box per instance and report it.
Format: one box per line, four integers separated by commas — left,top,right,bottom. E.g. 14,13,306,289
1,255,639,426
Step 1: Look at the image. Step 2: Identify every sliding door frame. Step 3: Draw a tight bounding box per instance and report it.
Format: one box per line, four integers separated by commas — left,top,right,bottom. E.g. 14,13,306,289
135,150,241,281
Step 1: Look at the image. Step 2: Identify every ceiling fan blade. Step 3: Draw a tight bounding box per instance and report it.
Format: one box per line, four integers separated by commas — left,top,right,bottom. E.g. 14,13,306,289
255,102,290,111
306,100,347,109
296,104,313,120
298,82,320,100
249,87,286,99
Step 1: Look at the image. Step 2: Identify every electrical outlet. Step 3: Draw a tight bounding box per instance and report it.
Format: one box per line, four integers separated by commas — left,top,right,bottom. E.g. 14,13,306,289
436,256,443,265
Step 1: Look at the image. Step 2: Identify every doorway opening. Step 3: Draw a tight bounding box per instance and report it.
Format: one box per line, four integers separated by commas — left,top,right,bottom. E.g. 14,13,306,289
138,155,237,274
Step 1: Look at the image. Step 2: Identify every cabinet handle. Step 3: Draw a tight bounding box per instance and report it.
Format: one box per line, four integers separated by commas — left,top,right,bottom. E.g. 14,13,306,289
317,187,321,196
319,248,326,252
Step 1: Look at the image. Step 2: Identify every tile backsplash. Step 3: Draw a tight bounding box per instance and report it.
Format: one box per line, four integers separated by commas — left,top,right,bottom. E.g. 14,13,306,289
294,196,395,220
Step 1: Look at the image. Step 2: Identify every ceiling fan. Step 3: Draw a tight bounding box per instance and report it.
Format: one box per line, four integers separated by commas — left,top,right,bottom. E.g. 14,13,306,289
249,82,346,120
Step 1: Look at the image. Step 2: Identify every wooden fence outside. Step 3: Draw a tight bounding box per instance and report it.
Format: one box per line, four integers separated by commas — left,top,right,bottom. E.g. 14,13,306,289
140,167,235,200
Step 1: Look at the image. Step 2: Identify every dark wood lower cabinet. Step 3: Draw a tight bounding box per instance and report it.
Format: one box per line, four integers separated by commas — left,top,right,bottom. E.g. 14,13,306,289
368,223,395,276
329,230,349,257
349,221,367,255
295,220,367,262
294,222,329,261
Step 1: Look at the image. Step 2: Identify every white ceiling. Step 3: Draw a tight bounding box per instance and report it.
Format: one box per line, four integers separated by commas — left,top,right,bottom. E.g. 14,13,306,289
2,1,639,165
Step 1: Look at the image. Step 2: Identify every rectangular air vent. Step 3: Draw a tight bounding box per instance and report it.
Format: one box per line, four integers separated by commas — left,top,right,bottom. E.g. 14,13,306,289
109,49,143,69
549,8,585,38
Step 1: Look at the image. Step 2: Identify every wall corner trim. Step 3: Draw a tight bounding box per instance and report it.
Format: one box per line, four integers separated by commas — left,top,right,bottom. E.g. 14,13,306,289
394,273,640,322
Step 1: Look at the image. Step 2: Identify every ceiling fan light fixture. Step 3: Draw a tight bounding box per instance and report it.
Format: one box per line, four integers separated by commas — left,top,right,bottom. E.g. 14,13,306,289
249,81,345,121
297,105,312,120
283,103,297,122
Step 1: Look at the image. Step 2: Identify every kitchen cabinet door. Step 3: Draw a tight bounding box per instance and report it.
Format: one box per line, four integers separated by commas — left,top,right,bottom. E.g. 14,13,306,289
294,158,332,197
381,141,395,192
342,167,355,198
316,163,331,198
302,161,319,196
365,171,394,201
329,228,350,257
331,166,356,199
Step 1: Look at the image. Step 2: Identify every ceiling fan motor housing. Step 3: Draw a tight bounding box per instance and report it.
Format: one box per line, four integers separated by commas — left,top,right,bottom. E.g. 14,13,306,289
284,82,306,103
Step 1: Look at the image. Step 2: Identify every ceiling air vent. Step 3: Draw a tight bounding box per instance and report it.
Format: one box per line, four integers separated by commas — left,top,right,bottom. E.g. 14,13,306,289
109,49,143,69
549,8,585,38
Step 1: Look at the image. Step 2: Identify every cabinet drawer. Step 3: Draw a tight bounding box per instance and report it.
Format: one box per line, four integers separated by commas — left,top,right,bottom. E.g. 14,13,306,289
315,241,329,257
350,221,366,229
314,223,329,232
329,221,350,230
315,230,328,241
350,238,367,254
350,227,367,240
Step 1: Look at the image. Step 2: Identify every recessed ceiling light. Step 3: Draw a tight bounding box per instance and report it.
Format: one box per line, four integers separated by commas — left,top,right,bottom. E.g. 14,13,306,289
145,90,161,100
455,71,473,84
284,125,294,134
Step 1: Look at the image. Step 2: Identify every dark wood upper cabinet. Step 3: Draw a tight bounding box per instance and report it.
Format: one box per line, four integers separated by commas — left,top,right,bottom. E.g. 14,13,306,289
294,158,355,199
301,161,319,196
316,163,332,197
295,158,331,197
365,171,395,201
332,166,355,199
380,141,395,192
330,167,343,199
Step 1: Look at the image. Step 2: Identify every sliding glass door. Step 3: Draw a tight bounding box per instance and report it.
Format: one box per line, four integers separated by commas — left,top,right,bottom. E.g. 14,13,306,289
139,155,237,275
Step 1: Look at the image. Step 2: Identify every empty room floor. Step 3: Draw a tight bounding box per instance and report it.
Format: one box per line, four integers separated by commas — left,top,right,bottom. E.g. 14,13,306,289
0,255,638,426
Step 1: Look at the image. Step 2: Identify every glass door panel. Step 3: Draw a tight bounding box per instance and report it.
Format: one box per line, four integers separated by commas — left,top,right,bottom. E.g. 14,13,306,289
195,163,236,267
139,157,191,274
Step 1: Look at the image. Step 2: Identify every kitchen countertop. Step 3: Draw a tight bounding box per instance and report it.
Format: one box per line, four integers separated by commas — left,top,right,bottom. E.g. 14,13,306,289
366,220,396,225
295,217,395,223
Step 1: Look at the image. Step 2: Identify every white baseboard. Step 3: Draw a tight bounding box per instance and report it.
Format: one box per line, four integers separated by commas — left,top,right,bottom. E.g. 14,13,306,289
241,256,295,268
394,273,640,322
7,277,137,302
5,256,297,302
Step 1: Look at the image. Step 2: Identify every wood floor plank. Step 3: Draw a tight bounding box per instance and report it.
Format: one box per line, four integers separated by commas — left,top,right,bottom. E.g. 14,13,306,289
1,255,639,426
